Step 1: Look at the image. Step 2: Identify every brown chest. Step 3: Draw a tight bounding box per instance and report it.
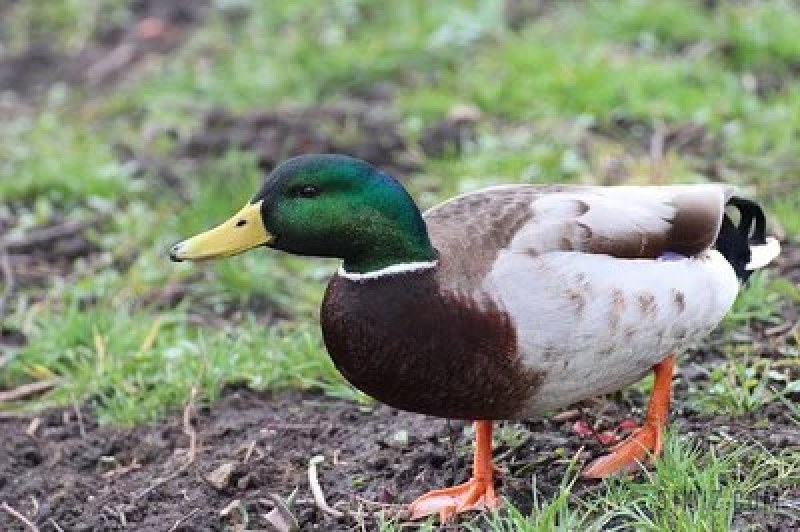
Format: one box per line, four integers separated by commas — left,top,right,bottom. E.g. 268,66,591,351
320,270,544,420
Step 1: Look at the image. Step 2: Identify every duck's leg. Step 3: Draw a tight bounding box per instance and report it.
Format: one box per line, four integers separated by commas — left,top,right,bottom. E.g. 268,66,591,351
583,353,675,478
409,420,499,521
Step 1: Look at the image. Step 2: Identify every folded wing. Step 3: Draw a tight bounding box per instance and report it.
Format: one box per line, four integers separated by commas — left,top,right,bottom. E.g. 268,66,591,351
425,184,736,289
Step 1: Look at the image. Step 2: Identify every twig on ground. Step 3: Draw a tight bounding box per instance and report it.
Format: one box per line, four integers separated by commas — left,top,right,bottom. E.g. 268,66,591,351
0,378,61,403
133,388,199,501
102,458,142,479
243,440,257,463
132,467,186,501
0,411,34,420
25,417,42,437
86,43,137,86
332,449,348,466
73,401,86,439
353,496,405,509
1,501,38,531
0,218,101,253
48,518,65,532
649,121,666,183
0,249,13,322
167,507,200,532
183,386,198,465
765,317,799,338
219,499,242,517
308,455,344,518
551,408,581,421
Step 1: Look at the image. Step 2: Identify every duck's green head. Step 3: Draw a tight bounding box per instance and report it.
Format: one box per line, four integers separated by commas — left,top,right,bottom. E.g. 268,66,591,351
169,154,436,273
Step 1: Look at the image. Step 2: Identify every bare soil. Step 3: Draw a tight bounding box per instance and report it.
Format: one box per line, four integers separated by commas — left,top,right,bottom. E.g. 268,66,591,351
0,381,797,531
0,0,209,97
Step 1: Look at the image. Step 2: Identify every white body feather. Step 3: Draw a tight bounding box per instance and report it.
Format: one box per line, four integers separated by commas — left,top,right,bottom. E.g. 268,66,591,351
746,237,781,270
486,250,738,416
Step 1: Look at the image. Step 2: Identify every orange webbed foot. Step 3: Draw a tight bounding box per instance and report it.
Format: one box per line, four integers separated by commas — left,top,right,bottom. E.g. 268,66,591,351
408,420,499,521
408,475,499,521
582,353,676,479
582,419,663,478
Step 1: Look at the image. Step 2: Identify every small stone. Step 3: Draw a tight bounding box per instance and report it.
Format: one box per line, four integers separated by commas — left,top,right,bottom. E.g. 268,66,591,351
206,462,236,490
390,429,409,447
219,498,241,517
236,473,254,490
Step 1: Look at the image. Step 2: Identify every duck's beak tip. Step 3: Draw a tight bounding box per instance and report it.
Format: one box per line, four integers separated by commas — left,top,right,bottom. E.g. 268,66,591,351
169,242,186,262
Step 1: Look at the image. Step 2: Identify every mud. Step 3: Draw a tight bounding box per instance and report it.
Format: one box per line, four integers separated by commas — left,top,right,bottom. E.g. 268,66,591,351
0,383,796,531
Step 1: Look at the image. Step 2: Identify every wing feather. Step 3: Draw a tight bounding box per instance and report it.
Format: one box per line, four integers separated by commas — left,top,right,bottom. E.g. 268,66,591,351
424,184,734,290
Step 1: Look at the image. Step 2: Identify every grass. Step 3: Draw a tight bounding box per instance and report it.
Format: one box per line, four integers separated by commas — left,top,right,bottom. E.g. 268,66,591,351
0,110,137,206
594,434,799,531
693,354,776,417
1,0,798,527
0,0,131,53
377,433,800,530
476,457,591,532
3,293,356,424
725,272,785,326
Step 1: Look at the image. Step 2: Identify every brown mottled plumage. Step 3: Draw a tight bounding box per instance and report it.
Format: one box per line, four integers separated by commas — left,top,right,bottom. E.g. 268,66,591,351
424,186,537,290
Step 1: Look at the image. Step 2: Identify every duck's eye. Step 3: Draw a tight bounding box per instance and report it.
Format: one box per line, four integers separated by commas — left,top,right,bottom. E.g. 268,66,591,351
235,219,247,227
291,184,321,199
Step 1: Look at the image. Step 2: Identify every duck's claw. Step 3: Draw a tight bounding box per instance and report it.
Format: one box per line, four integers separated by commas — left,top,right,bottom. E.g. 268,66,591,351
408,476,499,521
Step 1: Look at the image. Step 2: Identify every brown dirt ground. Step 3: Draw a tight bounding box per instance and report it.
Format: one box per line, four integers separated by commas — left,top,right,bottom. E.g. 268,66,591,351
0,0,210,98
1,379,798,531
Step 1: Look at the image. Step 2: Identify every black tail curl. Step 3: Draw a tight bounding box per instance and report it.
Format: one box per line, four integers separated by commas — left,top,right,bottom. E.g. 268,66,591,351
714,197,768,282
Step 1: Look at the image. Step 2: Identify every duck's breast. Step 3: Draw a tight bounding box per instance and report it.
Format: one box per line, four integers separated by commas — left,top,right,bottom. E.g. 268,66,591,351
320,269,545,420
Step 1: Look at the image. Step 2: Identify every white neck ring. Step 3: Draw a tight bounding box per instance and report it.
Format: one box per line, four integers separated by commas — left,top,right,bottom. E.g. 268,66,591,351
338,260,438,281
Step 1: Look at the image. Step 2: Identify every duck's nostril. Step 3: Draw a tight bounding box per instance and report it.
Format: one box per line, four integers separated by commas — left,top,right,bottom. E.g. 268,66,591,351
235,219,247,227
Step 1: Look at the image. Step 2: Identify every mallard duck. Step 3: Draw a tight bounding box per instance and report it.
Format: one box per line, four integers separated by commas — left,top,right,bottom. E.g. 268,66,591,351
170,154,780,521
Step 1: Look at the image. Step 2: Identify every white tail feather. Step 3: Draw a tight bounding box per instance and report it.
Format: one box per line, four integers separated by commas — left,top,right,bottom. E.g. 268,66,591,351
746,237,781,270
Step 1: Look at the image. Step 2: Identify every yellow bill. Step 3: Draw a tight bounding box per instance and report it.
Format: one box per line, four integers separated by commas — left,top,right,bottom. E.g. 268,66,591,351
169,201,271,262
